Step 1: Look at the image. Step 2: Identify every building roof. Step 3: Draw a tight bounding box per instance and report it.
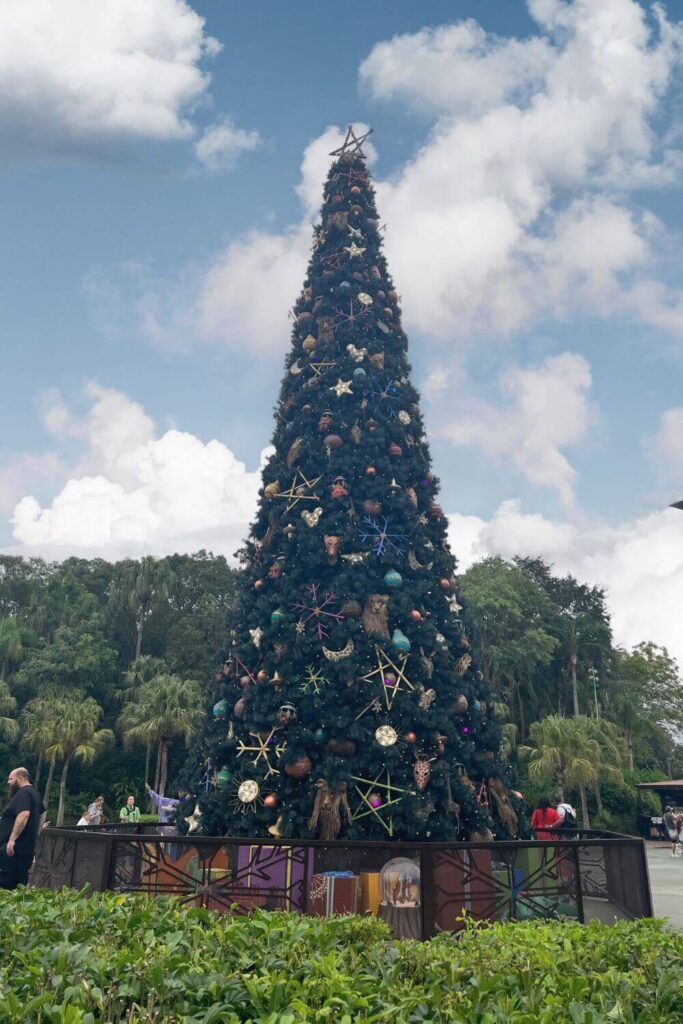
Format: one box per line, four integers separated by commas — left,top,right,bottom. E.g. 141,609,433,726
637,780,683,790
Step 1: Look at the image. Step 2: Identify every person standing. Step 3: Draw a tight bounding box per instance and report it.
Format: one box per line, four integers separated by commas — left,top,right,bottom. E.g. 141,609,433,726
87,796,105,826
144,783,180,837
663,806,679,856
530,797,559,839
119,795,141,826
0,767,47,890
555,801,577,830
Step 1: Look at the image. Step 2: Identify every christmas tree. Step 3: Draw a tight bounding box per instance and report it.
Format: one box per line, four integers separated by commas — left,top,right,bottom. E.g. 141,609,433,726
184,127,520,842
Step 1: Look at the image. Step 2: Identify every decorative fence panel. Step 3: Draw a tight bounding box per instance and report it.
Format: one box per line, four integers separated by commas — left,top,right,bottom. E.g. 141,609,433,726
31,827,652,940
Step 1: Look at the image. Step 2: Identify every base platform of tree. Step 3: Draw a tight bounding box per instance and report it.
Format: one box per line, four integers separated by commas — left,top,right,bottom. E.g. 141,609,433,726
31,825,652,939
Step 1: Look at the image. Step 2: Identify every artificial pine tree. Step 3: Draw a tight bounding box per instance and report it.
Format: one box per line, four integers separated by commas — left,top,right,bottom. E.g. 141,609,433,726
184,127,521,843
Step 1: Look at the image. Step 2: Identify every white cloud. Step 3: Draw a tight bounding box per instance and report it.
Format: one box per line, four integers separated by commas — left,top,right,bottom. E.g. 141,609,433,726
439,352,593,506
194,117,261,173
653,406,683,475
0,453,64,516
187,1,683,356
11,384,268,559
449,498,683,667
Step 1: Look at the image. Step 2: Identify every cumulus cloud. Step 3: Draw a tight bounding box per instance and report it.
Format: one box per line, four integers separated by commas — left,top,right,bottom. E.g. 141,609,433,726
0,0,264,165
11,384,268,559
653,406,683,476
187,1,683,356
194,117,261,173
448,498,683,667
438,352,593,506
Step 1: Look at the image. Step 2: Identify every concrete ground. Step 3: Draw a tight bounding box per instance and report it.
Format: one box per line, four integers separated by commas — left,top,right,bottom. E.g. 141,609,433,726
646,842,683,928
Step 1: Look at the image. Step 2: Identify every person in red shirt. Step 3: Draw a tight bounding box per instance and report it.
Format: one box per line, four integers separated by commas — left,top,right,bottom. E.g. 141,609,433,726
530,797,559,839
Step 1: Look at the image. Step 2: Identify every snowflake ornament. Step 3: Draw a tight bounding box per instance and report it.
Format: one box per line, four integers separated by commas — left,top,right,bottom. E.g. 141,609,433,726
358,516,408,558
292,583,345,640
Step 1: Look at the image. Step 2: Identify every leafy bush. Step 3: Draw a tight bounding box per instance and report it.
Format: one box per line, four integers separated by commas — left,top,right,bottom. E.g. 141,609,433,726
0,889,681,1023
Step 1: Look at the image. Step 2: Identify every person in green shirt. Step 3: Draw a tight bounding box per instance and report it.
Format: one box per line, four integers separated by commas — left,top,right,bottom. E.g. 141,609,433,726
119,795,141,825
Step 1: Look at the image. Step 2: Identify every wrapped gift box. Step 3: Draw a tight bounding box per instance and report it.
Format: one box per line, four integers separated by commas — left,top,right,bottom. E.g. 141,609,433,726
308,872,360,917
235,844,314,911
359,871,381,915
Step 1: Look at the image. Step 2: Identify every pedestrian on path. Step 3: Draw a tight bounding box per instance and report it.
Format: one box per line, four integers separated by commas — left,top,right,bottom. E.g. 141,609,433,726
119,795,141,826
662,806,680,856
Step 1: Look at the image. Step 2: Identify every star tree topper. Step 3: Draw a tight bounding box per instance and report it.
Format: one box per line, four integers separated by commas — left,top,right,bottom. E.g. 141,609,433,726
330,124,373,159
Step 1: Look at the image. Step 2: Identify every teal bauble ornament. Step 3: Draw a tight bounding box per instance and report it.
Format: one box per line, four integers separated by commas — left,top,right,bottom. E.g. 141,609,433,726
353,367,366,381
384,569,403,588
314,728,326,743
271,607,287,625
391,628,411,653
212,699,228,718
216,767,231,788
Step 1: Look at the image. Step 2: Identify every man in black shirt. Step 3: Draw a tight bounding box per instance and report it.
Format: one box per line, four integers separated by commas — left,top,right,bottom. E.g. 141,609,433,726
0,766,47,889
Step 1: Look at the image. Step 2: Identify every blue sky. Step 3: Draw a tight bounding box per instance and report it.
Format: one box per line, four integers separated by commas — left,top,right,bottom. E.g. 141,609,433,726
2,0,683,662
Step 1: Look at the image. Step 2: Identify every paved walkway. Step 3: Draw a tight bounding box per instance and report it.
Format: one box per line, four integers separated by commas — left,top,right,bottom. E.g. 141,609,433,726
646,842,683,928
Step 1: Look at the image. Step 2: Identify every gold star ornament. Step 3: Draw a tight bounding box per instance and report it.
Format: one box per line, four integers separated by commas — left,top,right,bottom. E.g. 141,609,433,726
330,379,353,398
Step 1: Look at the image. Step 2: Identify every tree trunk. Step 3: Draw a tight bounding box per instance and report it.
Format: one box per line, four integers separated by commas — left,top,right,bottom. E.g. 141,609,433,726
154,741,162,792
43,756,56,810
34,750,43,789
135,609,144,660
571,656,580,717
56,754,71,827
627,734,634,771
579,783,590,830
144,742,151,787
159,739,169,797
594,780,603,816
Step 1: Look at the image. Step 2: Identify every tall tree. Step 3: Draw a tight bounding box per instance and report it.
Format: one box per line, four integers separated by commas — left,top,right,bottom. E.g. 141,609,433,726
110,557,174,660
0,617,33,680
44,695,114,826
119,674,202,796
183,130,520,842
116,656,169,787
0,680,18,743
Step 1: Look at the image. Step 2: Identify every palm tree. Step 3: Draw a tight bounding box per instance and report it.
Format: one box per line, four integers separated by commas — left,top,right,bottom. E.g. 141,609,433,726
110,558,174,661
19,693,58,795
520,715,602,828
44,695,115,826
0,680,18,743
0,617,30,680
118,674,203,796
582,717,627,816
116,656,169,787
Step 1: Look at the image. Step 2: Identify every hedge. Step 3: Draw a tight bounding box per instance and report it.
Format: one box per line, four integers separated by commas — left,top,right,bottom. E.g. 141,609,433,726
0,888,681,1022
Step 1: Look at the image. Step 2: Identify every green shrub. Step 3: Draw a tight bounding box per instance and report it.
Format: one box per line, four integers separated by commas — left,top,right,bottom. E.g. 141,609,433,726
0,888,681,1022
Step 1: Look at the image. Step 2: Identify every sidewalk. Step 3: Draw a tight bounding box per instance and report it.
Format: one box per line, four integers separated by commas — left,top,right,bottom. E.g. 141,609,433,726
646,842,683,928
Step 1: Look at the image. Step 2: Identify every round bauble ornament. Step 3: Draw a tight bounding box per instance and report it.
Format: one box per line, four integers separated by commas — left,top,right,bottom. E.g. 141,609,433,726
362,499,382,516
413,759,431,792
384,568,403,588
341,599,362,618
453,694,469,715
271,607,287,625
350,185,361,195
365,466,377,476
439,578,451,591
238,779,260,803
430,502,444,518
264,793,278,809
375,725,398,747
254,579,264,591
398,410,411,426
512,790,524,801
234,698,246,718
212,699,228,719
391,628,411,653
240,675,251,689
383,307,393,317
353,367,366,381
277,702,297,726
366,418,379,431
404,731,417,744
384,672,397,688
302,334,316,352
357,291,373,305
323,434,343,449
257,669,268,683
302,403,313,413
314,728,326,743
369,792,383,809
350,205,363,217
410,609,422,622
388,442,402,458
284,756,312,779
297,311,312,323
216,767,231,789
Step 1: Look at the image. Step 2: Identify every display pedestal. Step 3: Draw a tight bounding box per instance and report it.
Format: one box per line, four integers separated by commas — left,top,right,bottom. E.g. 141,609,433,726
378,903,422,939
